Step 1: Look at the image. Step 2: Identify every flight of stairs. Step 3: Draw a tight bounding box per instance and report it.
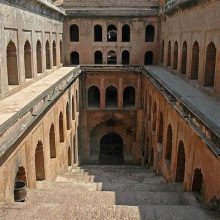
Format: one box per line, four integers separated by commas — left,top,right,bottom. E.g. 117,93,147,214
0,165,219,219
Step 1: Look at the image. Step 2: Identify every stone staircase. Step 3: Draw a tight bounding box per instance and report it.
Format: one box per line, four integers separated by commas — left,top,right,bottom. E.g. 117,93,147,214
1,165,220,220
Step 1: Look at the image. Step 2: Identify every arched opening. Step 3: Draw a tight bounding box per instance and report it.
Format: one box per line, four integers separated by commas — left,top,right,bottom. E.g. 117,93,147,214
122,24,130,42
204,42,216,87
107,25,117,42
66,102,71,130
157,112,163,144
60,40,63,63
7,41,19,85
161,40,164,63
36,40,42,73
70,24,79,42
88,86,100,108
24,40,32,79
181,41,187,74
71,51,79,65
94,51,103,64
68,147,72,166
99,132,124,164
144,51,153,65
15,166,27,184
94,25,102,42
35,141,45,181
173,41,178,70
191,41,199,80
192,168,204,195
122,50,130,65
145,25,155,42
165,124,173,161
152,103,157,130
53,41,57,66
49,124,56,158
176,141,185,182
167,41,171,66
72,96,75,120
59,112,64,142
123,86,135,108
107,50,117,64
106,86,118,108
45,40,50,70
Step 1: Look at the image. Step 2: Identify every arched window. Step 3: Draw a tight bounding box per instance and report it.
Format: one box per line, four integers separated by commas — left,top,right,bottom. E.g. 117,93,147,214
94,25,102,42
157,112,163,143
94,51,103,64
107,50,117,64
70,24,79,42
161,40,164,63
7,41,19,85
53,41,57,66
176,141,185,183
72,96,75,120
60,40,63,64
35,141,45,181
59,112,64,142
144,51,153,65
68,147,72,166
173,41,178,70
122,25,130,42
106,86,118,108
36,40,42,73
167,41,171,66
70,51,79,65
122,50,130,65
192,168,204,195
204,42,216,87
88,86,100,108
152,103,157,130
123,86,135,108
24,40,32,79
165,124,173,161
49,124,56,158
181,41,187,74
191,41,199,80
45,40,50,69
107,25,117,42
66,102,71,130
145,25,155,42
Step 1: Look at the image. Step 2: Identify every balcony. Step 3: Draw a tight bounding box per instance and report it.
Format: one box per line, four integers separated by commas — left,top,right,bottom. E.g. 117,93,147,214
160,0,199,14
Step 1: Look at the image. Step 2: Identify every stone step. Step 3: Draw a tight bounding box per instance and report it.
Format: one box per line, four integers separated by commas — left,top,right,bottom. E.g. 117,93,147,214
56,174,95,183
1,203,217,220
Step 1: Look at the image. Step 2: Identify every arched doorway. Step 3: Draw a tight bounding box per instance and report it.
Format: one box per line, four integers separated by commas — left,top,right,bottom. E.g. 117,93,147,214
167,41,171,66
122,50,130,65
94,51,103,64
24,40,32,79
175,141,185,182
35,141,45,181
99,132,124,165
94,25,102,42
49,123,56,158
173,41,178,70
181,41,187,74
88,86,100,108
53,41,57,66
36,40,42,73
123,86,135,108
70,51,79,65
191,41,199,80
45,40,50,70
107,50,117,64
144,51,153,65
107,25,117,42
122,25,130,42
70,24,79,42
105,86,118,108
192,168,204,195
145,25,155,42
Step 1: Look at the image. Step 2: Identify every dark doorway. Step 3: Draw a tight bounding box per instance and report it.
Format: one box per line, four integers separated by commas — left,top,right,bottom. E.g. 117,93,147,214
122,50,130,65
53,41,57,66
107,50,117,64
191,41,199,80
145,25,155,42
36,40,42,73
144,51,153,65
106,86,118,108
181,41,187,74
68,147,72,166
99,132,124,164
123,86,135,108
71,51,79,65
94,51,103,64
167,41,171,66
70,24,79,42
122,25,130,42
94,25,102,42
176,141,185,182
35,141,45,181
107,25,117,42
88,86,100,108
173,41,178,70
45,40,50,70
24,40,32,79
192,168,203,195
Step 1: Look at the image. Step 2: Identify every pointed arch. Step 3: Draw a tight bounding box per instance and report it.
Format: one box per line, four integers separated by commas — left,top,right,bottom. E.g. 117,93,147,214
176,141,185,182
70,24,79,42
24,40,32,78
49,124,56,158
173,41,178,70
106,86,118,108
45,40,50,69
53,41,57,66
35,141,45,181
167,41,171,66
36,40,42,73
191,41,199,80
88,86,100,108
165,124,173,161
123,86,135,108
157,112,163,143
181,41,187,74
59,112,64,142
66,102,71,130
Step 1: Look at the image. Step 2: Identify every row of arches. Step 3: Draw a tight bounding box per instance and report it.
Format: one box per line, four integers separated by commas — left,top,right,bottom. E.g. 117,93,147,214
70,50,154,65
148,99,204,195
70,24,155,42
87,85,135,109
6,39,62,86
162,40,217,87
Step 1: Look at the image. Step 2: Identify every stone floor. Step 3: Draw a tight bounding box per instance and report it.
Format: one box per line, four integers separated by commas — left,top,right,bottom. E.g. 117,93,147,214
0,165,220,220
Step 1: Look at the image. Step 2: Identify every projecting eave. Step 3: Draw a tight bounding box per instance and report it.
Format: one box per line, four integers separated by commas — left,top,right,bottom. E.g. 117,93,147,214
65,7,159,18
